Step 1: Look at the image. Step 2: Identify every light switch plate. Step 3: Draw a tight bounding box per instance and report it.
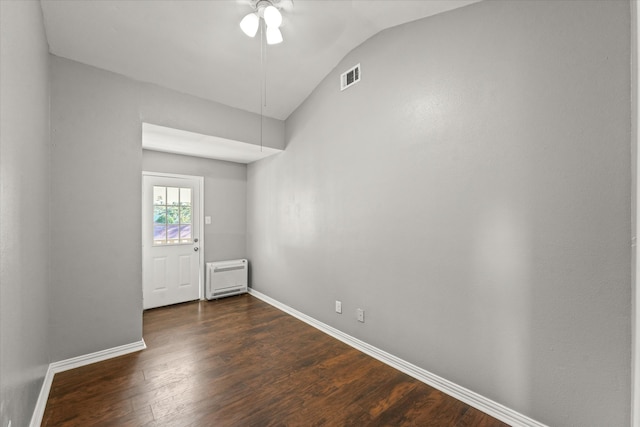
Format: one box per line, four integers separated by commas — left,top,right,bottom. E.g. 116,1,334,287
205,216,212,225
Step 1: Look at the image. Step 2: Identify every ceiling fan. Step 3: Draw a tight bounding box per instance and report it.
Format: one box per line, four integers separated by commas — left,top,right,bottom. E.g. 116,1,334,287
239,0,294,45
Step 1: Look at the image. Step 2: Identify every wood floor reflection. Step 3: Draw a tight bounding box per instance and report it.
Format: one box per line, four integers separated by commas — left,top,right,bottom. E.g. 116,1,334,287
42,294,509,426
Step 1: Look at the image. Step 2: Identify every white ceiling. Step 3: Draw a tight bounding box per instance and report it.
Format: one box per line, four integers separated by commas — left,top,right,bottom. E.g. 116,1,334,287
40,0,479,121
142,123,282,164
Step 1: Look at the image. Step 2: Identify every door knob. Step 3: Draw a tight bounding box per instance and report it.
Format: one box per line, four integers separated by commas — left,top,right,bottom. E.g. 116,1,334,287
194,238,199,243
194,247,199,252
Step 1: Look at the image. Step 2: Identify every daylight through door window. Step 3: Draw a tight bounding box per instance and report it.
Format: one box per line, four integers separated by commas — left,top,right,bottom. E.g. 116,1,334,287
153,186,192,245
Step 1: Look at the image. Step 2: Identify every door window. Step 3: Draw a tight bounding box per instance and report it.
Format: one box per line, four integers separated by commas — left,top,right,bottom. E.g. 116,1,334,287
153,186,192,245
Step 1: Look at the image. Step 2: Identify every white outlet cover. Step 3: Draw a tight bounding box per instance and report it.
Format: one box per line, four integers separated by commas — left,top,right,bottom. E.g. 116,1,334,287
357,308,365,322
335,301,342,314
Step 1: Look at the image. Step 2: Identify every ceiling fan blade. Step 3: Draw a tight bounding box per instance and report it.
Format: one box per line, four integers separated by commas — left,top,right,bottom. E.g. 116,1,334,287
235,0,253,9
278,0,294,13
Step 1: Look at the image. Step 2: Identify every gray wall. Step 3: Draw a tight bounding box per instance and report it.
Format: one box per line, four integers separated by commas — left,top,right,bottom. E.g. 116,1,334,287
50,56,283,361
247,1,631,426
142,150,247,262
0,2,51,426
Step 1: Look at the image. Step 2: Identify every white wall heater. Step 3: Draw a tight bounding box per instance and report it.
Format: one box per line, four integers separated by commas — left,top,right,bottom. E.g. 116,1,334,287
206,259,248,300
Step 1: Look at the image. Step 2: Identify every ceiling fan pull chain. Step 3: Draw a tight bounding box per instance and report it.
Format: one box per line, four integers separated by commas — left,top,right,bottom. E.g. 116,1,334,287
260,22,264,152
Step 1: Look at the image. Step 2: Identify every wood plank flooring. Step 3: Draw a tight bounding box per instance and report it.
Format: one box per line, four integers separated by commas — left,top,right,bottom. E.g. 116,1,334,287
42,295,510,426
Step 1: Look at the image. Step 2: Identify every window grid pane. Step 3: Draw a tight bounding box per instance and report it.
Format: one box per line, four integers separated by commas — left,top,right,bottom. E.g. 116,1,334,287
152,185,193,246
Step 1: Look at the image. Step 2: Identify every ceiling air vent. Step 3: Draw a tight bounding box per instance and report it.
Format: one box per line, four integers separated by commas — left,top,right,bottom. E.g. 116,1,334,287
340,63,360,91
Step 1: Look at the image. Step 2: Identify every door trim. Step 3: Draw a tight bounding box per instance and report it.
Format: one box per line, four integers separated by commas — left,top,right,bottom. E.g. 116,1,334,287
142,171,205,301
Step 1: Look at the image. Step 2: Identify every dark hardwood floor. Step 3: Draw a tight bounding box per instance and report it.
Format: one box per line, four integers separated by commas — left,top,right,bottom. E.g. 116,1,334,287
42,295,509,426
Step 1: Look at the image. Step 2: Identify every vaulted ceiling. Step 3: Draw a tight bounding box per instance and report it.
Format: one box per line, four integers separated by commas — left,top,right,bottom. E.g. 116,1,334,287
40,0,479,120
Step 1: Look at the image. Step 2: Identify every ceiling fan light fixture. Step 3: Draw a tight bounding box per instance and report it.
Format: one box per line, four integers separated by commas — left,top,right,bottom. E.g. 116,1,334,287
266,26,283,45
240,12,259,37
263,5,282,28
241,0,287,43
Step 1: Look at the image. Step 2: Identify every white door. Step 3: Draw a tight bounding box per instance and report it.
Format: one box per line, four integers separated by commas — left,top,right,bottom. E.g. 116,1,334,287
142,173,203,309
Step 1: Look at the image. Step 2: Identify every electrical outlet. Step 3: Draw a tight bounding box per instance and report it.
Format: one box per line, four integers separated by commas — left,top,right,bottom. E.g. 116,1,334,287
357,308,365,323
8,420,12,427
335,300,342,314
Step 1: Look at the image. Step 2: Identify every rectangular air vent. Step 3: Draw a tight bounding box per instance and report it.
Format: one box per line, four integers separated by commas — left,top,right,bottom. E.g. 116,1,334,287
340,63,360,91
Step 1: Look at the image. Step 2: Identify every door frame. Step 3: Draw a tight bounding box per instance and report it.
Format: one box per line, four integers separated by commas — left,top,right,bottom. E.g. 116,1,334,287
142,171,205,301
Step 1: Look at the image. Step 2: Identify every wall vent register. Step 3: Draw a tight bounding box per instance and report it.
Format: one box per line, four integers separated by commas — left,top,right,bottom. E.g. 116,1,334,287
206,259,248,299
340,63,361,91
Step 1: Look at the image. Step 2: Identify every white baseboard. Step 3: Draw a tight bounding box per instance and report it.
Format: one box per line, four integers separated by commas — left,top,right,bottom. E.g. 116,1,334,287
30,364,56,427
248,288,547,427
29,339,146,427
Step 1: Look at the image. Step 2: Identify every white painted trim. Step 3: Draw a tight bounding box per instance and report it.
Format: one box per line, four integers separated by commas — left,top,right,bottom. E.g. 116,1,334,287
29,339,146,427
29,364,55,427
248,288,547,427
48,339,147,373
142,171,206,301
197,175,205,300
